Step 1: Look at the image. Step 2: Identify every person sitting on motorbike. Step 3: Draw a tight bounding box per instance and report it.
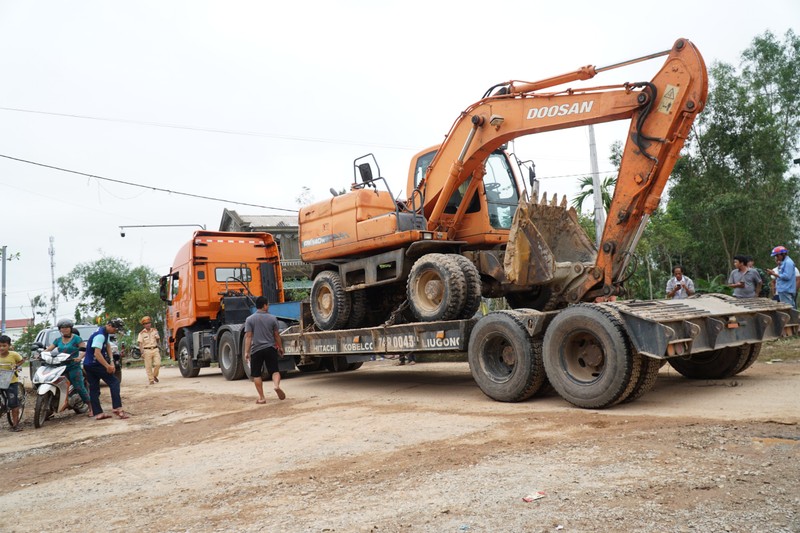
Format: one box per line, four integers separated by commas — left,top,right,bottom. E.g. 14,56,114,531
45,318,92,416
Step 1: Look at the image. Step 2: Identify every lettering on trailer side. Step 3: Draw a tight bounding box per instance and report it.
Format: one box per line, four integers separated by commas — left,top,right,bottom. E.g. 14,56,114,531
526,100,595,120
379,335,417,351
422,337,461,349
342,341,374,351
311,341,338,353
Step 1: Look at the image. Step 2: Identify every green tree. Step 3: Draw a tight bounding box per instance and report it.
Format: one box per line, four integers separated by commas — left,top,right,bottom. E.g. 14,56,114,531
57,257,163,339
571,174,616,213
667,29,800,279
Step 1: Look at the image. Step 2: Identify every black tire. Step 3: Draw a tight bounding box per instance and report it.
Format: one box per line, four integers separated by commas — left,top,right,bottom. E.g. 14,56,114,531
407,253,466,322
453,255,482,319
114,367,122,384
468,311,546,402
734,344,761,375
218,331,245,381
324,356,352,373
347,290,368,329
542,304,638,409
177,337,200,378
505,286,554,311
34,390,54,428
667,346,748,380
311,270,351,330
297,358,323,373
6,383,26,426
621,355,661,404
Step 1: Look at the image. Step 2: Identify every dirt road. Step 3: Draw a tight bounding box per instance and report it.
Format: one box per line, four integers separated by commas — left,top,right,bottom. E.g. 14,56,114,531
3,354,799,533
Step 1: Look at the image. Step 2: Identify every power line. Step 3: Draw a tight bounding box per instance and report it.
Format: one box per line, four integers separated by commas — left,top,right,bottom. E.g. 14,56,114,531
0,106,417,150
0,154,298,213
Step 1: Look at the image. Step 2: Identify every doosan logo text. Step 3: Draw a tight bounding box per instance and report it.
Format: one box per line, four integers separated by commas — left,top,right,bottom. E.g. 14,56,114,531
527,100,594,120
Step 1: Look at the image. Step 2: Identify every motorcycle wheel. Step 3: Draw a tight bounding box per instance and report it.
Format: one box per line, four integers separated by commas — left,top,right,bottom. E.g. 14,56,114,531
34,391,54,428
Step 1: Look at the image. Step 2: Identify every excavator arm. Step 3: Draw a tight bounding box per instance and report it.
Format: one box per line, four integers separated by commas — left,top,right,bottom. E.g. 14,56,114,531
415,38,707,303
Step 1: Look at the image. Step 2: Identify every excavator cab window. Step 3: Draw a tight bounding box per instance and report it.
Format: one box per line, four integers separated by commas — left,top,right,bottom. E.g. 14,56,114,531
483,152,520,229
413,150,437,188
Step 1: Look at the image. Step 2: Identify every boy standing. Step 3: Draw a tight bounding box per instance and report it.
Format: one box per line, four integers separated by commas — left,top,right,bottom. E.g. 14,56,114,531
0,334,24,431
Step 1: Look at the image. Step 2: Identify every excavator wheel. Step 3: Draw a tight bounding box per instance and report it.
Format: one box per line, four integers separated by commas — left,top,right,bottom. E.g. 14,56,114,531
667,345,751,380
452,255,482,319
346,289,368,329
542,304,639,409
311,270,352,330
468,311,547,402
407,253,466,322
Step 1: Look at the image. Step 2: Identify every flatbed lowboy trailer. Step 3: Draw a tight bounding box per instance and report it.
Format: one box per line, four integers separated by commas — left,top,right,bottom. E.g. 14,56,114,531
282,295,798,409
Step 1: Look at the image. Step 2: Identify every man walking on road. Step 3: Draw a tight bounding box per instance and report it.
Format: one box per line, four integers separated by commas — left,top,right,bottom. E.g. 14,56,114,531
243,296,286,404
137,316,161,385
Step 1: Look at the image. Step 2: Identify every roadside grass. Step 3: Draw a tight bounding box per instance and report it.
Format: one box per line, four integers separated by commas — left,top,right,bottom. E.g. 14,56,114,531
759,336,800,362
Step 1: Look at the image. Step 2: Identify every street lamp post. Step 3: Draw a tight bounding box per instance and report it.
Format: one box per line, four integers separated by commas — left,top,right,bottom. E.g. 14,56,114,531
119,224,206,237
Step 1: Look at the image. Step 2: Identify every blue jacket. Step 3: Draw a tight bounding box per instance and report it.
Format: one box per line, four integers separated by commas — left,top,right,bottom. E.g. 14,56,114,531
776,256,796,294
84,326,110,366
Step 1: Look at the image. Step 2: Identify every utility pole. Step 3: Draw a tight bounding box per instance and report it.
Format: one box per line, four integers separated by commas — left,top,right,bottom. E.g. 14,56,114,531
1,245,6,333
588,125,605,247
49,236,57,325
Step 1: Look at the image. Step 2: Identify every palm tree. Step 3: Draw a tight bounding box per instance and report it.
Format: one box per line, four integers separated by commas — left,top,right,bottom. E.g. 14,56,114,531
571,174,616,213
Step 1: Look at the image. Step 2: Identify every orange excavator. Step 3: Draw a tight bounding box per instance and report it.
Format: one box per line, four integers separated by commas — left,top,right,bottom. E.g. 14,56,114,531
299,38,708,330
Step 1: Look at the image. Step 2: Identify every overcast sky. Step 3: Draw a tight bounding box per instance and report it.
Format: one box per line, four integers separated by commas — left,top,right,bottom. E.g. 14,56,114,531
1,0,797,324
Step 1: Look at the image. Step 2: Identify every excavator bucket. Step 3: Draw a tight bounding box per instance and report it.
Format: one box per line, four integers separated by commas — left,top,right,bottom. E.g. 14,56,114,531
504,193,597,286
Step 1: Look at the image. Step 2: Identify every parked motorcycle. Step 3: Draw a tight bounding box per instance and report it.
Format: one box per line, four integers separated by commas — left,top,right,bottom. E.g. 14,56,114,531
32,351,89,428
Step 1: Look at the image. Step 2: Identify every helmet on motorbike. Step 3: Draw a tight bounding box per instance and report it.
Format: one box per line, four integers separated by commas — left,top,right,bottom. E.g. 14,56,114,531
108,317,125,330
56,318,75,329
771,245,788,257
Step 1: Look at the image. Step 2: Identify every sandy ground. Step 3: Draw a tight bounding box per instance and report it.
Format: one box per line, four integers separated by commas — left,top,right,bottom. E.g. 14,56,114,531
2,355,798,533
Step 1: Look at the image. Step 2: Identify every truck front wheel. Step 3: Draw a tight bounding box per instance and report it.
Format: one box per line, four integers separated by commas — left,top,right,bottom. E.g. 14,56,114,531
468,311,546,402
542,304,638,409
219,331,245,381
177,337,200,378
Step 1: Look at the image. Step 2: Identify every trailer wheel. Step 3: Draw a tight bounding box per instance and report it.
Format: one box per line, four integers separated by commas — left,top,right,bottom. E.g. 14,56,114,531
407,253,466,322
453,255,482,319
311,271,352,330
218,331,245,381
324,356,351,372
177,337,200,378
734,343,761,375
621,355,661,404
668,345,749,379
542,304,637,409
468,311,546,402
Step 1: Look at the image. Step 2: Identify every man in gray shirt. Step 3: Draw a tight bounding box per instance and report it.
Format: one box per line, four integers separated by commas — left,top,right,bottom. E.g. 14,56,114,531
727,255,762,298
243,296,286,403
